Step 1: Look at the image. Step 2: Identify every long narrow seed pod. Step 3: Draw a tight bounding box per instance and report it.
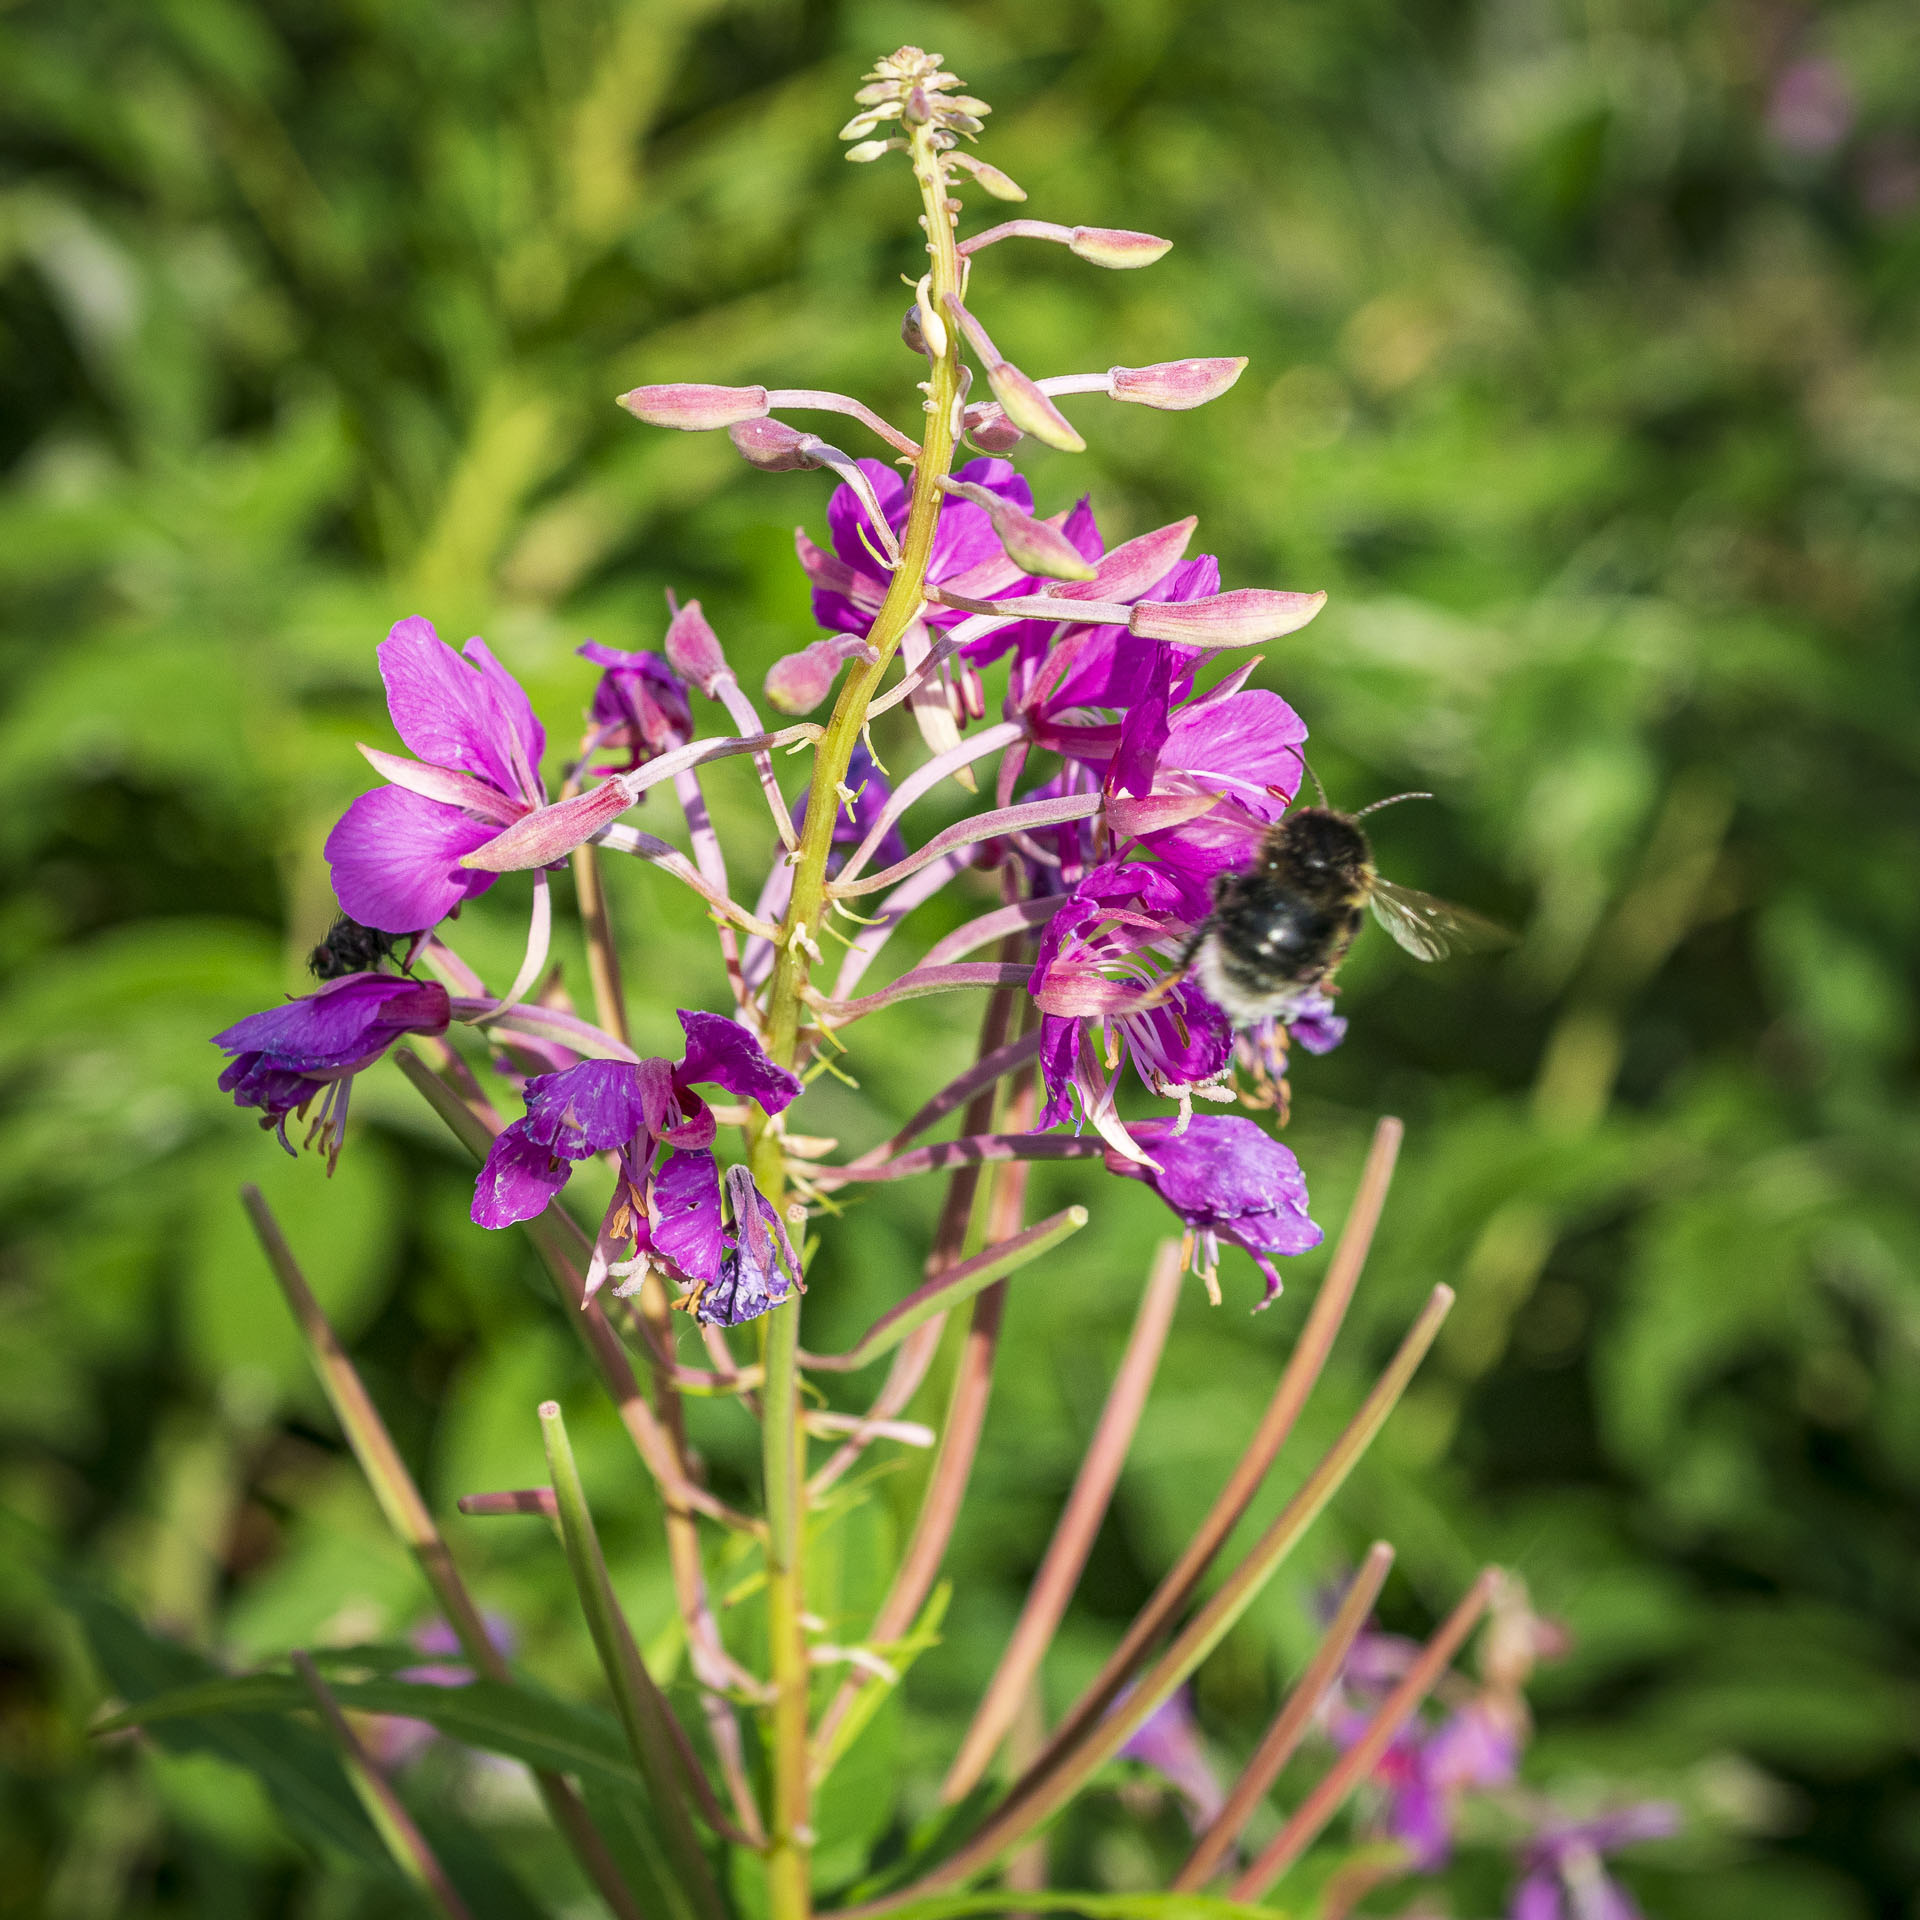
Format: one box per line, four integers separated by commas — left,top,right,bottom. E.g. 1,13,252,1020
942,1240,1186,1800
242,1188,643,1920
1174,1541,1396,1888
291,1651,474,1920
845,1284,1454,1910
1229,1569,1503,1899
1019,1117,1403,1777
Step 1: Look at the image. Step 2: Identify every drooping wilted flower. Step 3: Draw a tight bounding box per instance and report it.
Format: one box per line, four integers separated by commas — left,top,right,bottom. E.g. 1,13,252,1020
577,640,693,775
470,1011,802,1317
1104,1114,1321,1304
213,973,452,1164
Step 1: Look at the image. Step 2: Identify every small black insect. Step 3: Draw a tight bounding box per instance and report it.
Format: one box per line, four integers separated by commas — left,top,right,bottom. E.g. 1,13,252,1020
307,915,415,980
1185,793,1507,1028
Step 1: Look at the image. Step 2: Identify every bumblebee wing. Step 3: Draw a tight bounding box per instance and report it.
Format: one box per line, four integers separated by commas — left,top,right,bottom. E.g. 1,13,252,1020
1369,879,1512,962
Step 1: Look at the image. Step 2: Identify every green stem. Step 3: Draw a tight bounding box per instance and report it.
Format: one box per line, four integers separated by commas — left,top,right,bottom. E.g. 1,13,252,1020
753,119,966,1920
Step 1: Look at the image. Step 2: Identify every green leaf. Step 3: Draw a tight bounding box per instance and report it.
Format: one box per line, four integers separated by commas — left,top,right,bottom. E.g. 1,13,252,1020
98,1671,645,1797
854,1894,1288,1920
62,1580,387,1869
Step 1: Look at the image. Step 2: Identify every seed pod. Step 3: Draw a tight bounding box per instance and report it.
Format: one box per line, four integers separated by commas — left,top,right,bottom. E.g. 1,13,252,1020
1128,587,1327,648
987,362,1085,453
1109,358,1249,410
1068,226,1173,269
618,383,769,430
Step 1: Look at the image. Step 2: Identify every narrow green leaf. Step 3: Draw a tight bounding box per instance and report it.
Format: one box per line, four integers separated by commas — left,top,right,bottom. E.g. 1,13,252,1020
842,1894,1287,1920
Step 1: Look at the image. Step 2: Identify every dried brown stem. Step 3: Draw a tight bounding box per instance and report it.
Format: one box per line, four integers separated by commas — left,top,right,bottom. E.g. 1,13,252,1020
941,1239,1186,1800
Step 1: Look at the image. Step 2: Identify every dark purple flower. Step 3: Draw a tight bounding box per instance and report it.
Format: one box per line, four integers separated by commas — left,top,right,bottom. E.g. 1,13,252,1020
577,641,693,775
1028,861,1231,1153
470,1012,802,1318
324,618,547,934
1105,1115,1321,1305
802,456,1086,643
791,739,906,874
1282,989,1347,1055
1511,1805,1678,1920
1119,1688,1224,1831
1334,1691,1519,1870
698,1164,804,1327
213,973,451,1165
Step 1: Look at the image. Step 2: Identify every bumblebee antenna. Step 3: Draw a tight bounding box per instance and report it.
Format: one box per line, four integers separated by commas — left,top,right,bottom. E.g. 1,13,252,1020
1353,790,1434,819
1301,755,1331,810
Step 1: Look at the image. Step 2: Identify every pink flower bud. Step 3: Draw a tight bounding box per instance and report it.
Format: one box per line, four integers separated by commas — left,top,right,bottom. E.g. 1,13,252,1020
617,383,769,430
728,417,824,471
987,362,1086,453
970,492,1096,581
956,156,1027,202
460,781,635,873
1068,226,1172,269
764,641,844,715
1109,358,1248,410
1128,587,1328,648
963,403,1024,452
665,600,729,695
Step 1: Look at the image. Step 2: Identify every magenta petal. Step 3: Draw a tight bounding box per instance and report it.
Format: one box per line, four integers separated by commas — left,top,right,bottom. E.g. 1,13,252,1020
214,975,450,1070
674,1010,803,1114
827,458,910,572
1035,1014,1082,1130
650,1147,724,1281
1110,1117,1322,1270
1157,689,1306,815
1110,644,1175,797
932,456,1035,581
519,1060,648,1156
324,785,499,934
471,1127,570,1228
375,618,542,804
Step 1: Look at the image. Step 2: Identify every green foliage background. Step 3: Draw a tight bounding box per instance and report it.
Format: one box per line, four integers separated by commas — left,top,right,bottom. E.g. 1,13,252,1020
3,1,1918,1915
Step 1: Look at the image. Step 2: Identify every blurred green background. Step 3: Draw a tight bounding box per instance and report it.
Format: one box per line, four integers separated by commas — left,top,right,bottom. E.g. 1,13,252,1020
4,1,1919,1915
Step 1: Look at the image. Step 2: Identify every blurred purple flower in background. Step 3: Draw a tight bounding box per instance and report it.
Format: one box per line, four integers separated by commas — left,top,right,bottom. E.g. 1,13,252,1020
1118,1687,1224,1831
1510,1804,1678,1920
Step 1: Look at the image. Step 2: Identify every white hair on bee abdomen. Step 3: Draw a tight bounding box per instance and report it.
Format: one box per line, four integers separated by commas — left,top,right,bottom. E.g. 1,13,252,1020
1191,933,1316,1031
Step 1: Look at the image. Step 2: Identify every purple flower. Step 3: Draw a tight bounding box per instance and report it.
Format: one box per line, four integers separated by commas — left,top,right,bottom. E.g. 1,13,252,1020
213,973,452,1165
802,457,1090,644
1118,1688,1224,1831
367,1612,518,1771
324,618,548,934
1282,989,1347,1055
1511,1805,1678,1920
1029,861,1231,1149
577,641,692,775
792,739,906,874
470,1011,803,1321
1104,1115,1322,1305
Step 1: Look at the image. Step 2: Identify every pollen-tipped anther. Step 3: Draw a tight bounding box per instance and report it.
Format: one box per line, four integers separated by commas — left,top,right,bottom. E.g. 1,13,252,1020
618,383,770,430
1109,358,1249,410
1128,587,1328,648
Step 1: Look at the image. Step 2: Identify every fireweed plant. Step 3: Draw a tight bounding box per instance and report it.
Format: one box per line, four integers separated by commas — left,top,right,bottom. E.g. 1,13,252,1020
149,48,1677,1920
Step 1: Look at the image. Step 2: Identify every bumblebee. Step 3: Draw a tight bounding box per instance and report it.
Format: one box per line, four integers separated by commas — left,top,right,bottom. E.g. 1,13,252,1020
307,914,414,980
1186,796,1505,1028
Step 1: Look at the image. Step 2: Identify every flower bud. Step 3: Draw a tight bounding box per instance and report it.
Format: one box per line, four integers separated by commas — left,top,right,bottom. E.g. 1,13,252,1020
1109,358,1248,410
764,640,844,715
845,139,896,163
461,780,635,873
954,155,1027,201
963,403,1024,452
987,361,1086,453
959,487,1096,581
728,417,824,471
901,304,931,356
1128,587,1327,648
665,600,729,695
618,383,769,430
1068,226,1172,269
902,85,933,125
